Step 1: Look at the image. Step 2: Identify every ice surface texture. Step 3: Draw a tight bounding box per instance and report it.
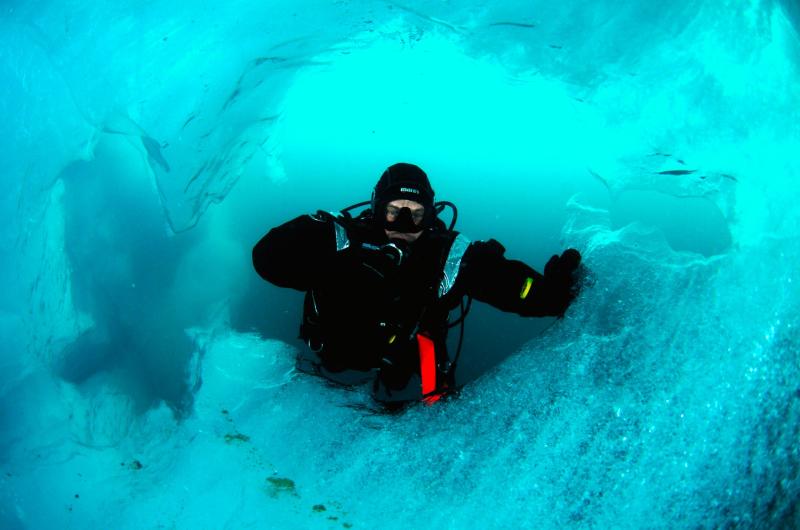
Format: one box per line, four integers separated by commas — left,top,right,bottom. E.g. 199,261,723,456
1,1,798,528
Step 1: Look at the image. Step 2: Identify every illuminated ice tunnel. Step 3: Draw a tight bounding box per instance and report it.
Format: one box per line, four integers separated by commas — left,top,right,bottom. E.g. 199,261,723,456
1,1,798,528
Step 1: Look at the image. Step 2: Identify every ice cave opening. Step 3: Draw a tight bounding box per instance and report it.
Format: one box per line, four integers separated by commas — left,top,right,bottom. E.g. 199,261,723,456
1,1,798,529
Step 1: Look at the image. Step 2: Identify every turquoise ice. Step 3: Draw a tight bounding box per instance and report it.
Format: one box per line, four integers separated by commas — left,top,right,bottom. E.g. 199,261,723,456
1,1,798,528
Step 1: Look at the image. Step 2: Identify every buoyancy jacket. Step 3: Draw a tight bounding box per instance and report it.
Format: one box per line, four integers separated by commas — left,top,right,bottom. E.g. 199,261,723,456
252,211,575,404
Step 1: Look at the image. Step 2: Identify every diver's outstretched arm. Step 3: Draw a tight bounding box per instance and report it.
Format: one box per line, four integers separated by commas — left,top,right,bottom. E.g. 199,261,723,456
460,240,581,318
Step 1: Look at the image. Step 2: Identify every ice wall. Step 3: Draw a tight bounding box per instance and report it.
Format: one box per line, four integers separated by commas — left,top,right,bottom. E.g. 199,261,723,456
1,1,799,528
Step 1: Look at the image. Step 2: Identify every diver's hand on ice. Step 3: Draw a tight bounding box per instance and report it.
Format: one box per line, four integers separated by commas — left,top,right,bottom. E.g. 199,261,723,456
544,248,581,276
543,248,582,316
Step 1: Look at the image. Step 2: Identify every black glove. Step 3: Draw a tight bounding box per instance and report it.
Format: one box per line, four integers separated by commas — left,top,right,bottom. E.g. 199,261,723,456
543,248,582,316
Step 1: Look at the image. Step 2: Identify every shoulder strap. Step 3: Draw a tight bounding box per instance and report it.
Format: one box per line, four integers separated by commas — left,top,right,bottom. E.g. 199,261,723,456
438,233,471,298
309,210,355,252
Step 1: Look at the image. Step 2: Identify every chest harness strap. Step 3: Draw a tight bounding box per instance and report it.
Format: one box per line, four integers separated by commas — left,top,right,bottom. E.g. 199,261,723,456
417,233,472,405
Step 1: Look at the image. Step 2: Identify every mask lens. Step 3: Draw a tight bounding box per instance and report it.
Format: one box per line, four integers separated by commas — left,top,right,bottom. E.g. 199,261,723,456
386,206,425,226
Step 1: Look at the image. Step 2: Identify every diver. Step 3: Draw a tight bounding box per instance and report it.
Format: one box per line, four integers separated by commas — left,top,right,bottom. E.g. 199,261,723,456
252,163,582,409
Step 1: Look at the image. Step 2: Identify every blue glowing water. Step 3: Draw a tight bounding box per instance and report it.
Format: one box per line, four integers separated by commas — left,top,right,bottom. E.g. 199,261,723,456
1,1,798,528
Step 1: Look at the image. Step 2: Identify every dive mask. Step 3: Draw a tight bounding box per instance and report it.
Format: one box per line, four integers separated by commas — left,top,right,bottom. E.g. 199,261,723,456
384,206,425,233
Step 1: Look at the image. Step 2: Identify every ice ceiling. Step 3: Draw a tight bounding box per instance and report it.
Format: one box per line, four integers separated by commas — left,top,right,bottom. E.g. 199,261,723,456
1,1,799,528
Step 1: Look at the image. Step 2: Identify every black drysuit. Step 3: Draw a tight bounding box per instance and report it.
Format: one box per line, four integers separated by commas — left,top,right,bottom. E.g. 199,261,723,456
252,211,579,405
